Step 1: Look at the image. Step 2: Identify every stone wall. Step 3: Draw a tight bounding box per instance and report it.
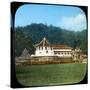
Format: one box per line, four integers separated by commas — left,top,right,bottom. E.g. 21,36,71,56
29,56,73,64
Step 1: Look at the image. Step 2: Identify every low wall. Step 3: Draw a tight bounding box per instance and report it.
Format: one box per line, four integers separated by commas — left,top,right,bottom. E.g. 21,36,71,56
16,56,76,65
28,56,73,64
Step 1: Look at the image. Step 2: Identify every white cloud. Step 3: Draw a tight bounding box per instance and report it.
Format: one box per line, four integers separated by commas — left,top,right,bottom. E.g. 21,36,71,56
59,14,86,31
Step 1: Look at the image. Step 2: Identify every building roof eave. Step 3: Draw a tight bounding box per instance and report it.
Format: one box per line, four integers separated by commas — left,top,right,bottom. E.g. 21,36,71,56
34,37,50,47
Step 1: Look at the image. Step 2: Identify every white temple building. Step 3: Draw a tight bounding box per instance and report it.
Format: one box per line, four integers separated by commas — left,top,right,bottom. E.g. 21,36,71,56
33,37,72,58
16,37,86,64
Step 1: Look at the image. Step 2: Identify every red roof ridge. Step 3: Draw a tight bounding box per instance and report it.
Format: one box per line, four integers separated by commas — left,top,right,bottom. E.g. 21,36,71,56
51,44,72,49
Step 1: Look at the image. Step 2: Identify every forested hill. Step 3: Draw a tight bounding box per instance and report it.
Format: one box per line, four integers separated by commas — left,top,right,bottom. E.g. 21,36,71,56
15,23,87,56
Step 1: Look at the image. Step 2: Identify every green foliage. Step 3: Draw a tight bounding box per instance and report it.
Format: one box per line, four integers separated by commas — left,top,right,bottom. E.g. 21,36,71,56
15,23,87,56
78,30,87,54
15,28,34,56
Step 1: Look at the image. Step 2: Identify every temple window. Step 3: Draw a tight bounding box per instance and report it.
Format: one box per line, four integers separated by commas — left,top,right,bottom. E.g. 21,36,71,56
39,46,40,50
46,51,48,53
51,47,52,50
45,47,47,50
54,52,56,54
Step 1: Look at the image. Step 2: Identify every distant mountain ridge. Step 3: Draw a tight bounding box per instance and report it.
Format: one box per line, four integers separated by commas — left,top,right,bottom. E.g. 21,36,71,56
15,23,87,56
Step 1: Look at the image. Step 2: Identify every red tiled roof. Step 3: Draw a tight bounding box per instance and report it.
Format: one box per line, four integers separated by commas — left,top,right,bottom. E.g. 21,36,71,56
34,37,72,49
34,37,50,47
51,44,72,49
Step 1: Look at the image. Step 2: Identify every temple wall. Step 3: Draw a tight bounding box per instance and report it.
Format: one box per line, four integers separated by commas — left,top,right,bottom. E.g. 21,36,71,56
35,49,54,56
35,46,72,57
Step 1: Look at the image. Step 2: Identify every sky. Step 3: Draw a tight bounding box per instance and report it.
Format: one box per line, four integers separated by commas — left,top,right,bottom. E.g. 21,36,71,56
15,4,87,31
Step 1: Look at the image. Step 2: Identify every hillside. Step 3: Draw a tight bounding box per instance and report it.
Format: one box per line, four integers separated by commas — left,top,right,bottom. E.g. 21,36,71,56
15,23,87,56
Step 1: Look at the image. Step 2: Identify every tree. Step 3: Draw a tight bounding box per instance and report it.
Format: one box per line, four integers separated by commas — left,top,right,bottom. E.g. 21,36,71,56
15,23,87,55
15,30,34,57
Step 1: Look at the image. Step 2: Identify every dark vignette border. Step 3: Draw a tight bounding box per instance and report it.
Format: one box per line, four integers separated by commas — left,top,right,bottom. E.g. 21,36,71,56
10,1,88,88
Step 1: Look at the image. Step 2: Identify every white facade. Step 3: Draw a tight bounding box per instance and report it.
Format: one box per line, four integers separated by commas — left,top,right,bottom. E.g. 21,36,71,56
53,50,72,57
35,46,54,56
34,37,72,58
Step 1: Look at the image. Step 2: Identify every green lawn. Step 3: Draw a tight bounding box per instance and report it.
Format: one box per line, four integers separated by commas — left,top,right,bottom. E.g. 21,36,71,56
16,63,87,86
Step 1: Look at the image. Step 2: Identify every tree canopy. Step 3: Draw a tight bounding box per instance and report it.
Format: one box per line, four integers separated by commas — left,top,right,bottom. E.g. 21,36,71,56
15,23,87,56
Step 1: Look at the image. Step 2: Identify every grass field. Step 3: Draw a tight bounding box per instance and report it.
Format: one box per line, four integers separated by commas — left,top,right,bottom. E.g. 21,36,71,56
16,63,87,86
